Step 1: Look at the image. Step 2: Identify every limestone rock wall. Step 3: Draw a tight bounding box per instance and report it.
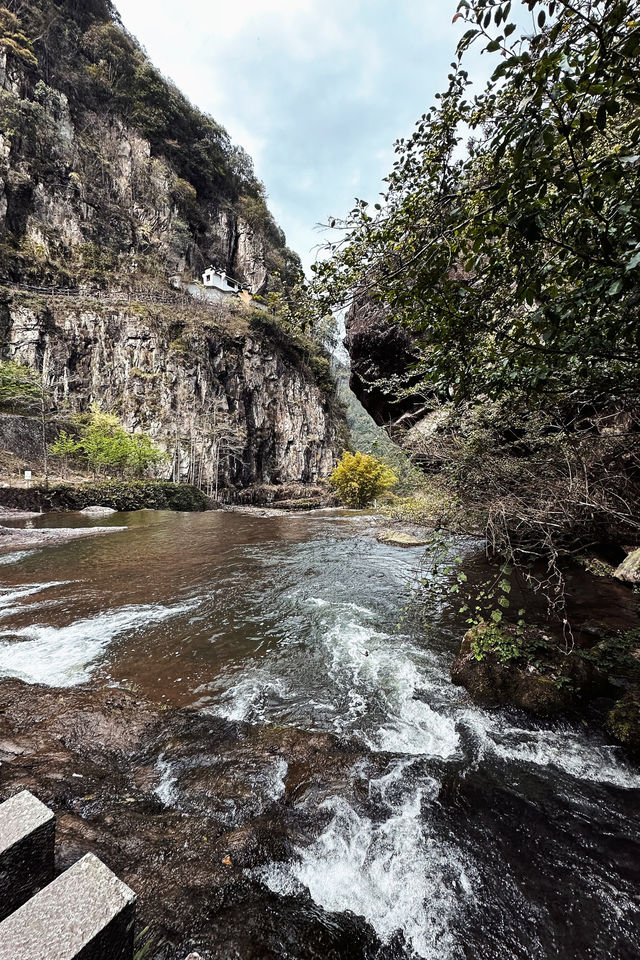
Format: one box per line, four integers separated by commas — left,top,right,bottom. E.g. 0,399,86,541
2,297,340,489
0,41,284,294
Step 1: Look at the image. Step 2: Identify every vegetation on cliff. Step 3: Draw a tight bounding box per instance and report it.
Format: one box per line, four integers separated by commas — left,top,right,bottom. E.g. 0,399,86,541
0,0,302,290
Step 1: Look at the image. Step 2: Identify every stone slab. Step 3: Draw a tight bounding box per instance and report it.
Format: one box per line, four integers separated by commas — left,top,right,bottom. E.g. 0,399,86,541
0,852,136,960
0,790,55,921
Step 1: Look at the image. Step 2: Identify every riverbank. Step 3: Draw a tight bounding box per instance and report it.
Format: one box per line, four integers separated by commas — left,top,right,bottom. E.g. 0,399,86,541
0,480,209,514
0,479,336,514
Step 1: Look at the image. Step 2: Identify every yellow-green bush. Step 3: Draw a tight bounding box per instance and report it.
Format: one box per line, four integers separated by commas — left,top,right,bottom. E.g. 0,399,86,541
330,451,397,508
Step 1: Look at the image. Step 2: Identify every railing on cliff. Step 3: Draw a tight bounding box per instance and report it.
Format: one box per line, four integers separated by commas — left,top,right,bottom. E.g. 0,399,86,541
10,283,203,310
7,282,269,314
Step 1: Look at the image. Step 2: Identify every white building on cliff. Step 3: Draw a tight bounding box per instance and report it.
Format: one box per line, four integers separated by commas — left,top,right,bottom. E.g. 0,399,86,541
202,266,242,294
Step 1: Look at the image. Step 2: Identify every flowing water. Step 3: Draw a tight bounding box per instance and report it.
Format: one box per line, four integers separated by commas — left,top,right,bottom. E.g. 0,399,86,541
0,508,639,958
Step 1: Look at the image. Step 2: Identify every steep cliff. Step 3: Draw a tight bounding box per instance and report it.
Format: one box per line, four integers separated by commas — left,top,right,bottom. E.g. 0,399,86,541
0,0,300,290
0,0,344,488
2,291,341,489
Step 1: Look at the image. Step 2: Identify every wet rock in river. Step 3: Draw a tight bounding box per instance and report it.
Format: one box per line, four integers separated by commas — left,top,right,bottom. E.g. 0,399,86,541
607,686,640,758
80,505,118,516
614,547,640,584
0,524,126,555
376,529,431,548
0,679,385,960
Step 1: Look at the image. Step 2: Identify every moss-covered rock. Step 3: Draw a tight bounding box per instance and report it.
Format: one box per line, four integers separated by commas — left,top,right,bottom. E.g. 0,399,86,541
0,481,209,513
451,621,606,715
606,687,640,757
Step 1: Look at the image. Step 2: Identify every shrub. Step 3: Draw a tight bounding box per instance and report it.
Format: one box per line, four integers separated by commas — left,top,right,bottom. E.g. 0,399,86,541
0,360,42,414
49,406,166,478
330,451,397,508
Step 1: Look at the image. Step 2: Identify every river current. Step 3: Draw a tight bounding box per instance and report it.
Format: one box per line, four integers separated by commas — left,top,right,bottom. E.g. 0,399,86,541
0,508,638,959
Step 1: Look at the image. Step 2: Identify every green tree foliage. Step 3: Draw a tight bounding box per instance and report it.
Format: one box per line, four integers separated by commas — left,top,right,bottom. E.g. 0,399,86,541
330,451,398,508
314,0,640,404
126,432,166,477
49,407,165,478
48,430,79,478
0,360,42,414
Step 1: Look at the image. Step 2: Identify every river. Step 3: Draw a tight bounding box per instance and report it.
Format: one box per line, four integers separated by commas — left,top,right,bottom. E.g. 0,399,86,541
0,508,638,959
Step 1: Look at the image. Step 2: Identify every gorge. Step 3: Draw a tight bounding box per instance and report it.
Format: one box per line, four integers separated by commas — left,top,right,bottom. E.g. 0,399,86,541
1,1,639,959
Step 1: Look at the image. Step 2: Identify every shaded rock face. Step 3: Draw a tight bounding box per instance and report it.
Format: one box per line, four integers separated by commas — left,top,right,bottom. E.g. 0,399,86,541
2,299,339,488
344,297,418,428
0,679,385,960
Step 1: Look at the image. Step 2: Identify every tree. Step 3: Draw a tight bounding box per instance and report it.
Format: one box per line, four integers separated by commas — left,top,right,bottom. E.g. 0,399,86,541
314,0,640,600
330,451,397,508
48,430,79,478
126,432,166,477
313,0,640,405
69,406,164,478
0,359,53,482
0,360,42,415
77,409,130,476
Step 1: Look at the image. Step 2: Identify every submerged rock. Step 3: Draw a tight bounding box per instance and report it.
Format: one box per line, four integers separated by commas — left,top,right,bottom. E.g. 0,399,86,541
0,679,384,960
0,524,127,554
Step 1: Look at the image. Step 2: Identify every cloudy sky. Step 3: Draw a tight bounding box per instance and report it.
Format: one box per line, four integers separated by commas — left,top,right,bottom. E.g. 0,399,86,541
113,1,473,272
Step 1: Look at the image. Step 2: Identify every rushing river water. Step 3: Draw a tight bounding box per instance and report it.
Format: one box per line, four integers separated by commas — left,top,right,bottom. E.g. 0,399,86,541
1,508,639,959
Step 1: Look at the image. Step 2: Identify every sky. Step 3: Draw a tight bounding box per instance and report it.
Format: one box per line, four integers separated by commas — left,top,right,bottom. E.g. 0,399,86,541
113,1,474,273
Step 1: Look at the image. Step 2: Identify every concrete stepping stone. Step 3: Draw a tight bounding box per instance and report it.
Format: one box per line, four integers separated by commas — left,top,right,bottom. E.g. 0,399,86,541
0,790,55,921
0,852,136,960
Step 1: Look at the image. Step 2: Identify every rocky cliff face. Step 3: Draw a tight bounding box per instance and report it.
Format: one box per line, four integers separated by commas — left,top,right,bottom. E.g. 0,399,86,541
344,295,421,429
2,293,340,488
0,1,300,291
0,0,344,488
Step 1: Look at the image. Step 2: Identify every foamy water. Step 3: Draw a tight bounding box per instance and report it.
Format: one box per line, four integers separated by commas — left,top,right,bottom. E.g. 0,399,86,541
0,511,637,958
0,598,197,686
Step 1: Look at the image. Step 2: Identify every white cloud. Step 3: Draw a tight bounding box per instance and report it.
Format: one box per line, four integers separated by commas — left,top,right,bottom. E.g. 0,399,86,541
114,0,471,270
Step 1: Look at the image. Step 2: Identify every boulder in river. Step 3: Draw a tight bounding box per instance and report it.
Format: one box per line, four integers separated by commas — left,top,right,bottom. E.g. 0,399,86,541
376,529,432,548
80,505,118,516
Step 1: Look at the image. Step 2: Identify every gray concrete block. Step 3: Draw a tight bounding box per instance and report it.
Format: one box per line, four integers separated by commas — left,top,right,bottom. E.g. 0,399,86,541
0,790,55,921
0,852,136,960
